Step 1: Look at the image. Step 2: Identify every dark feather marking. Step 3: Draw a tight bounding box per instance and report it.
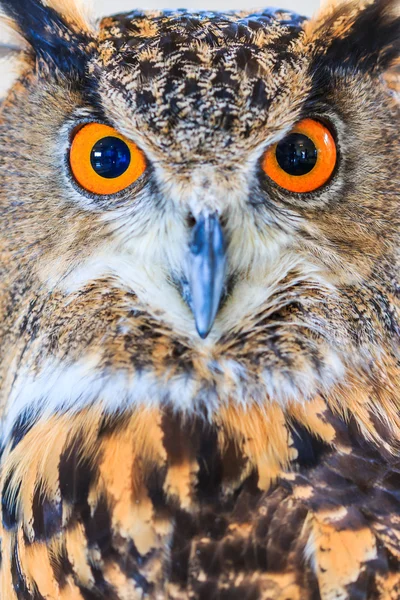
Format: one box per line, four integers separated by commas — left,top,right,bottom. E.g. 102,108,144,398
112,546,154,595
31,487,62,542
2,468,20,530
82,496,154,593
10,410,37,450
69,538,121,600
65,549,122,600
220,436,249,487
59,435,96,507
139,60,162,80
196,421,224,502
220,585,260,600
194,581,261,600
89,566,123,600
290,422,332,469
161,409,205,465
191,581,217,600
346,554,388,600
262,496,307,573
251,79,271,109
198,511,229,541
98,412,126,438
170,510,198,586
77,583,118,600
83,494,112,554
50,542,74,589
76,589,102,600
0,0,94,75
144,463,169,512
313,0,400,74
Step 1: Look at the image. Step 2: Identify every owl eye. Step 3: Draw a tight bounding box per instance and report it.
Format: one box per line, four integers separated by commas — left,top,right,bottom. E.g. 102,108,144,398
69,123,146,195
262,119,337,193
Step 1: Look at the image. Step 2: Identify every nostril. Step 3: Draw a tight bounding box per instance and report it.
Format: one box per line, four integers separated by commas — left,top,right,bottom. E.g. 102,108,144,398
186,212,196,229
219,213,228,228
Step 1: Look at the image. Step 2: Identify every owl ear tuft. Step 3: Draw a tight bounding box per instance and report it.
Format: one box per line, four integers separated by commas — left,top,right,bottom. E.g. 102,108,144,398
310,0,400,75
0,0,95,74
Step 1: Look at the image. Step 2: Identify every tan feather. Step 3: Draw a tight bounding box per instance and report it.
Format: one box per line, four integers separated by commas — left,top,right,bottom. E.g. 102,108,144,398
0,2,399,598
42,0,94,32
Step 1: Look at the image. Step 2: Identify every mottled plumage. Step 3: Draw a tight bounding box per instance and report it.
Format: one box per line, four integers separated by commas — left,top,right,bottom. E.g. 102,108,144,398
0,0,399,598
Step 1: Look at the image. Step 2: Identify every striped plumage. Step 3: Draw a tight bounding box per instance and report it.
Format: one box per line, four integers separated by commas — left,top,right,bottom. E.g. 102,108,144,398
0,0,399,598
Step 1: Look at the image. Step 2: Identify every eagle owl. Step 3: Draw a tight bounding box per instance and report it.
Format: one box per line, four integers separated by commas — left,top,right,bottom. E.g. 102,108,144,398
0,0,399,598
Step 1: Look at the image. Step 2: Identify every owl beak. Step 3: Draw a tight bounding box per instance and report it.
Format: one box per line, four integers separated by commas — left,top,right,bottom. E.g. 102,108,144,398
188,213,227,339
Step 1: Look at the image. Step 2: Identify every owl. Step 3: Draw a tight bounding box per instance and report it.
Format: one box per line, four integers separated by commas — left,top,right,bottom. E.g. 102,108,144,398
0,0,399,598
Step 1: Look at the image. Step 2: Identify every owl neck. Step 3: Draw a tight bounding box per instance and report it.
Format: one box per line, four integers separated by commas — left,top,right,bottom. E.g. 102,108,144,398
3,385,399,504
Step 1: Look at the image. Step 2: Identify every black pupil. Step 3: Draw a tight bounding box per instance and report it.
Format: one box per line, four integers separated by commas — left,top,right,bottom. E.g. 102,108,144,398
90,136,131,179
276,133,318,176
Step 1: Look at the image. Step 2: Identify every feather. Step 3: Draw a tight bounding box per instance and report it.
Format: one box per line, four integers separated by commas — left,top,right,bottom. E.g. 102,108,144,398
0,0,96,73
0,3,399,598
42,0,94,32
307,0,400,73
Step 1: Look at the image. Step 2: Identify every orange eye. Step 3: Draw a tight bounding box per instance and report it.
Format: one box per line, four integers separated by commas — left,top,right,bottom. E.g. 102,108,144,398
262,119,337,193
69,123,146,195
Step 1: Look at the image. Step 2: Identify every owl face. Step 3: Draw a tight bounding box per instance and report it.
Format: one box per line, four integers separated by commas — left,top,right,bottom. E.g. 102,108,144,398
0,0,399,433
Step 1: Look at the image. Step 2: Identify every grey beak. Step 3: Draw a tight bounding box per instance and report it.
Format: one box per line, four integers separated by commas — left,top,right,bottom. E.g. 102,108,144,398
188,213,226,339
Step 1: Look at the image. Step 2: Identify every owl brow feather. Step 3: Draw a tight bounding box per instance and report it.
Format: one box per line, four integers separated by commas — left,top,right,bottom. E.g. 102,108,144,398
309,0,400,73
0,0,96,75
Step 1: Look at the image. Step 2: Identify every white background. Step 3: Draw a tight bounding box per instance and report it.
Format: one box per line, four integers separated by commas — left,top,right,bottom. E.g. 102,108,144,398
95,0,318,14
0,0,319,95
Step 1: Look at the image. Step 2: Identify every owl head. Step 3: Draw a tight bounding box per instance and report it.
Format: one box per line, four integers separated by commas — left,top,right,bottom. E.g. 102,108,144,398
0,0,399,438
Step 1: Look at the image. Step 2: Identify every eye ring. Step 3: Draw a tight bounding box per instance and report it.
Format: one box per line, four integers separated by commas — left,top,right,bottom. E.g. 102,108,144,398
69,123,146,195
262,119,337,194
